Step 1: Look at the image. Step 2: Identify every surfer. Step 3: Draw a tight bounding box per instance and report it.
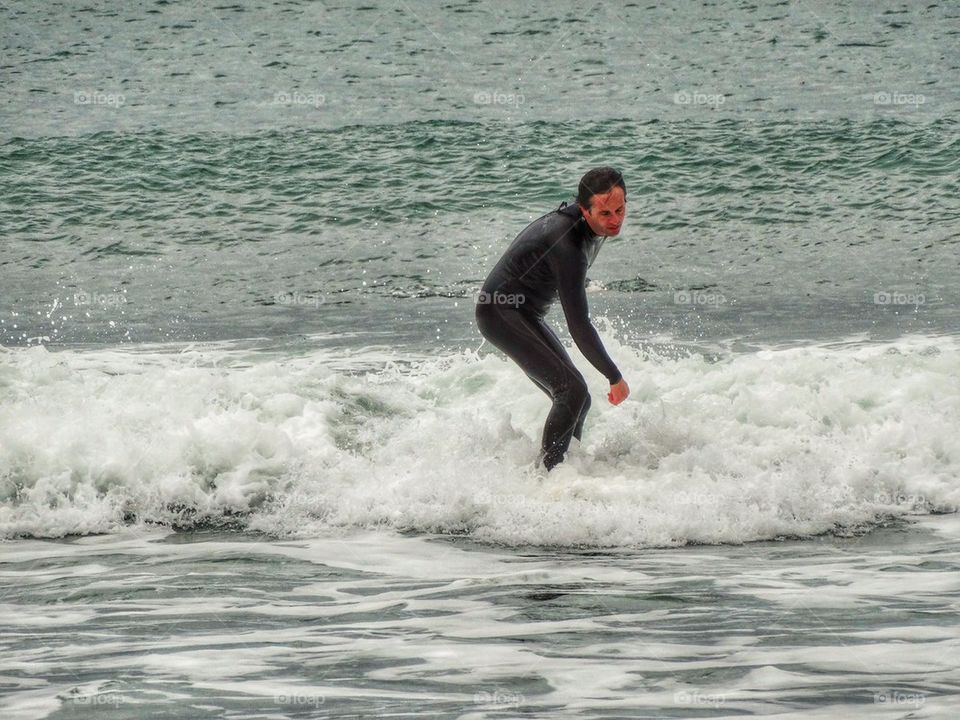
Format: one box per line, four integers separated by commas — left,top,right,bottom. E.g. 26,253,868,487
476,167,630,470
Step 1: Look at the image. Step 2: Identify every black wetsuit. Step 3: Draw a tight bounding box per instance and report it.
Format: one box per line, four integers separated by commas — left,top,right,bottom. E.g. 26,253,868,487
475,200,621,470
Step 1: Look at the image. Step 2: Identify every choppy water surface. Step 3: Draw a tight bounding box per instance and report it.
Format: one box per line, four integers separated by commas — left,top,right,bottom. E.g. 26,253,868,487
2,1,958,349
2,519,959,718
2,1,959,718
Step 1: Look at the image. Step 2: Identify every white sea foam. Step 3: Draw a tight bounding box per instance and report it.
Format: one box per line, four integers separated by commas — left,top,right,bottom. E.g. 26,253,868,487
1,333,958,546
2,523,959,718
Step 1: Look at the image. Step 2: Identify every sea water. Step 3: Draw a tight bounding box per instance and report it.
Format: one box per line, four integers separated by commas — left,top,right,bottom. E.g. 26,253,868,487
2,0,959,717
2,519,959,718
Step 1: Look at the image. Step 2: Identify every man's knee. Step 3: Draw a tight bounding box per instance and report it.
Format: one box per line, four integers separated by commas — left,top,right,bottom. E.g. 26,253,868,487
558,374,590,427
579,388,591,414
572,382,591,440
566,374,589,408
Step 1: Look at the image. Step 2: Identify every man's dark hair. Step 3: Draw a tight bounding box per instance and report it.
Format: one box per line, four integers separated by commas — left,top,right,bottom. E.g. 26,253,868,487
577,167,626,209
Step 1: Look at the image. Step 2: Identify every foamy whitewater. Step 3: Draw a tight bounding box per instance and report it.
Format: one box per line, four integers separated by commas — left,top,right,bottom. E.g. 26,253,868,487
3,332,958,546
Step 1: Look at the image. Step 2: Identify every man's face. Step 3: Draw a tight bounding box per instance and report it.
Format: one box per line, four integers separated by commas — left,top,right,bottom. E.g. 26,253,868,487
580,186,626,237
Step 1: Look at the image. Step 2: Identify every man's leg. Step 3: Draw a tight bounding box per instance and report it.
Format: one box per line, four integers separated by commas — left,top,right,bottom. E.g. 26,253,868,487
534,320,592,442
476,304,591,470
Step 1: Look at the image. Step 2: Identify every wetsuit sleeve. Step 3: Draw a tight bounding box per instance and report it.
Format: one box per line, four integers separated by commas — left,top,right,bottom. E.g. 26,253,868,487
551,245,623,384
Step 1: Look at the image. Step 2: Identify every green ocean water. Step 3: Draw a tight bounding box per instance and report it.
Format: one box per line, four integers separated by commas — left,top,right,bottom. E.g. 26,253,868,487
3,118,958,348
2,0,958,349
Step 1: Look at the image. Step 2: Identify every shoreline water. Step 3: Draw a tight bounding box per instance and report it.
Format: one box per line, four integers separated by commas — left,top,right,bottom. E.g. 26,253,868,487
2,515,958,718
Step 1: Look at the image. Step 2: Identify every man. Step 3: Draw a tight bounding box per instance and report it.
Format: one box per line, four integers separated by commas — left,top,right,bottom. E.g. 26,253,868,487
475,167,630,471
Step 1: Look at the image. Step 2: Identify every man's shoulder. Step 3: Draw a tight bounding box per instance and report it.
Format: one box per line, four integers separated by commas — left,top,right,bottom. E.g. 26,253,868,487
557,199,581,220
523,201,582,238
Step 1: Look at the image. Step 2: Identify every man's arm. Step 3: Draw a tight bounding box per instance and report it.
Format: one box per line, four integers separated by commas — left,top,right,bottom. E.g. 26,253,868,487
552,245,623,385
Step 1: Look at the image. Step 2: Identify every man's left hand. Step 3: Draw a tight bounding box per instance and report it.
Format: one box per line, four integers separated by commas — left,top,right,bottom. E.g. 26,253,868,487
608,378,630,405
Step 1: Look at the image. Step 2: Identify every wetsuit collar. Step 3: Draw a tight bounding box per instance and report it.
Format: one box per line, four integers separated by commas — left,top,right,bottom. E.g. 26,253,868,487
557,199,598,240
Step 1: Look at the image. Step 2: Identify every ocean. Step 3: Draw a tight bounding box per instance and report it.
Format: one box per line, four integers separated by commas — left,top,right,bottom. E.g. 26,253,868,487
2,0,959,717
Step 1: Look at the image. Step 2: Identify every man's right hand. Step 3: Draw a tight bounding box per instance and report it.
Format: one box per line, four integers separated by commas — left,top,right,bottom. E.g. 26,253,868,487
608,378,630,405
